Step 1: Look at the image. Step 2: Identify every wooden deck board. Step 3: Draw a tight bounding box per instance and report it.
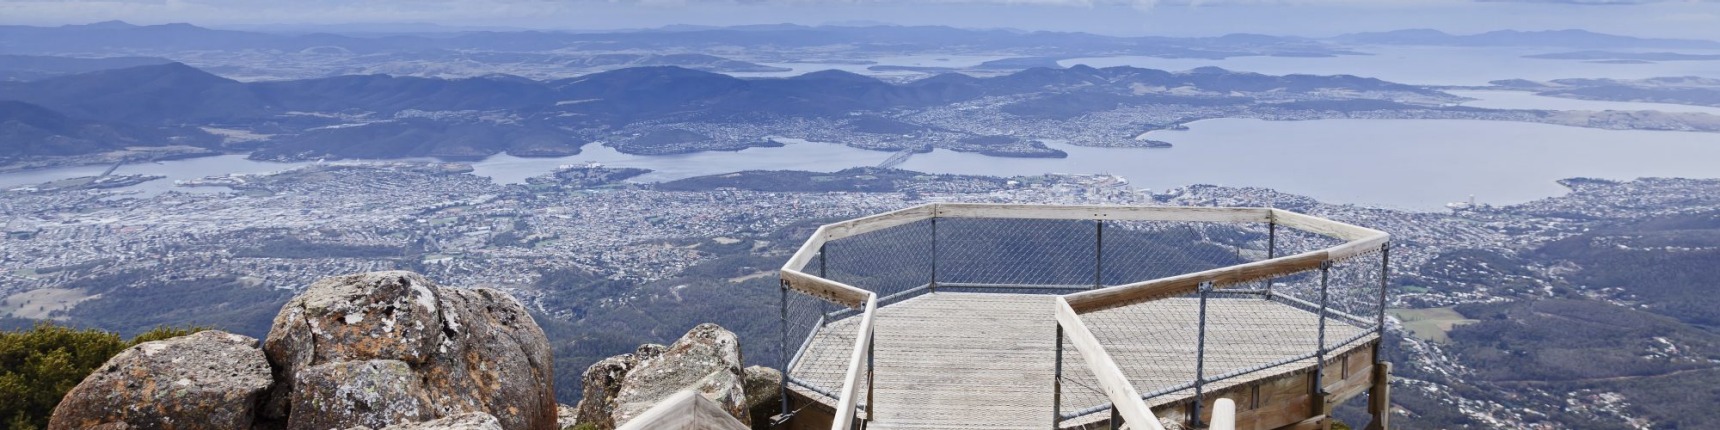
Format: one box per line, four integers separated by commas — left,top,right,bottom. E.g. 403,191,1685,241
788,292,1374,430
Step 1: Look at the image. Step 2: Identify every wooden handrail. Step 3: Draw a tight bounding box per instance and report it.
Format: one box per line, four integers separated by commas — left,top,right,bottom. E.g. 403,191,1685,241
820,204,937,242
831,294,878,430
1268,208,1385,241
933,203,1271,223
1054,297,1165,430
1063,249,1329,314
781,269,871,309
782,225,829,272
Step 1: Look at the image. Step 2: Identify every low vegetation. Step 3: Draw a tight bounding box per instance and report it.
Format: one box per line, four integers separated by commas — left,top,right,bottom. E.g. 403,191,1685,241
0,323,206,430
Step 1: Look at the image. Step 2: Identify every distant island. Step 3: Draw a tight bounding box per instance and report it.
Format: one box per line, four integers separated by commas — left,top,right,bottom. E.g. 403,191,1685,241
1490,76,1720,108
1523,51,1720,62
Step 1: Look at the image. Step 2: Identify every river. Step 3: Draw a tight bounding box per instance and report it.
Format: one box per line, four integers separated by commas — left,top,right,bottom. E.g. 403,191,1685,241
9,118,1720,211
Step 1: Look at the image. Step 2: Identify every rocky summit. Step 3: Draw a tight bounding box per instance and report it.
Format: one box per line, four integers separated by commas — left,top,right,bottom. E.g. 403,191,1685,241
47,271,558,430
48,330,273,430
573,323,781,429
262,271,557,430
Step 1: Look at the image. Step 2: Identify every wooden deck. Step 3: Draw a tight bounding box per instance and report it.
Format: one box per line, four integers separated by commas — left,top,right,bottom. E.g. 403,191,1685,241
786,292,1375,430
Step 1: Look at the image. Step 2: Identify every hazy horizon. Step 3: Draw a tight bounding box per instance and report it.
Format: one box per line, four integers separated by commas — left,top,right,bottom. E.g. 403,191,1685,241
3,1,1720,39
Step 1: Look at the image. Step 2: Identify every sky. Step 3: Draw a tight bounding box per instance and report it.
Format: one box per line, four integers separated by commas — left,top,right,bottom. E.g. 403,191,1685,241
1,0,1718,39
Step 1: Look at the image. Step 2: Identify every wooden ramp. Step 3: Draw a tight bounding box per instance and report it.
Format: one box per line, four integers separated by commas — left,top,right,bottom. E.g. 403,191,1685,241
787,292,1373,430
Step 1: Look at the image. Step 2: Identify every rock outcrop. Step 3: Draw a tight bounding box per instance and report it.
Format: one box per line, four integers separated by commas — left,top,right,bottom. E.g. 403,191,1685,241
375,413,505,430
47,331,273,430
573,343,665,430
47,270,781,430
263,271,557,430
742,365,783,411
289,359,433,429
575,323,757,429
47,270,558,430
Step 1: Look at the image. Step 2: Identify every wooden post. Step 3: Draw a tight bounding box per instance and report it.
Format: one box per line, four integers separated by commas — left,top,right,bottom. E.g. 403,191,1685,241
1364,362,1392,430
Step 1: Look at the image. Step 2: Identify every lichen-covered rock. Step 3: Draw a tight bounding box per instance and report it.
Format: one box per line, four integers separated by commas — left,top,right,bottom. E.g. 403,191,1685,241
379,413,504,430
556,404,578,430
741,366,782,411
263,271,445,419
263,271,557,430
419,286,557,429
573,343,665,429
288,360,433,430
47,331,272,430
611,323,750,428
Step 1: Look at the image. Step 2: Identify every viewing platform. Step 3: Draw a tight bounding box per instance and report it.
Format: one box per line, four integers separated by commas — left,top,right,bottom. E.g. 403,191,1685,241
774,204,1392,430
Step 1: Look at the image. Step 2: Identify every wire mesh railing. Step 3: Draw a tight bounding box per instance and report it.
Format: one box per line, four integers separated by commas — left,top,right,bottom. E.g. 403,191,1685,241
776,204,1388,430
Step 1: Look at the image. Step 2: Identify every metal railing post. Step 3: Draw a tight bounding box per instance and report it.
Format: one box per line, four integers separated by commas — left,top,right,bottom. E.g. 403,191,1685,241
1378,242,1390,334
930,218,938,292
1053,325,1064,430
1313,260,1333,413
1265,221,1276,298
778,281,790,427
818,244,830,329
1192,281,1212,428
1109,405,1121,430
867,329,876,426
1093,220,1104,289
1377,243,1390,369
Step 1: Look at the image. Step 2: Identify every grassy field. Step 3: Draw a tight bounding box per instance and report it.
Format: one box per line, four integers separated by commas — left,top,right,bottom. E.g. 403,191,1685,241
1389,307,1478,343
2,288,91,320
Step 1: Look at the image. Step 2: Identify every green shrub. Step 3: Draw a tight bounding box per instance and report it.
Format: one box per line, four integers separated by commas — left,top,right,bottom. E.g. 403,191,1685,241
0,322,207,430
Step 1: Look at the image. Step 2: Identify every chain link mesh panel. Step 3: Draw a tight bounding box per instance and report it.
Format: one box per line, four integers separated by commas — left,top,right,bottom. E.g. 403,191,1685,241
1055,324,1114,428
1080,290,1201,407
782,270,847,401
936,218,1097,288
823,219,935,299
1271,223,1349,258
1324,248,1387,351
1100,220,1263,287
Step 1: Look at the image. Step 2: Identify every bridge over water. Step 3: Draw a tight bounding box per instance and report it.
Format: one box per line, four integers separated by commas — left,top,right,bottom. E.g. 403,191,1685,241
875,146,925,170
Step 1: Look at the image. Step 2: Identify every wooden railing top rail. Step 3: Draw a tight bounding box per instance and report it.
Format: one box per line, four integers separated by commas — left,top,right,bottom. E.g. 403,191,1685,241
780,269,872,309
1055,297,1165,430
786,203,1377,244
831,294,878,430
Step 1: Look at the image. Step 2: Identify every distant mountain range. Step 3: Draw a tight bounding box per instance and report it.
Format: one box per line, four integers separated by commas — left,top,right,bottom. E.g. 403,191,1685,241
0,21,1352,60
1332,29,1720,50
0,21,1375,82
0,55,175,82
0,100,215,160
8,22,1709,60
0,61,1442,161
7,22,1715,83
